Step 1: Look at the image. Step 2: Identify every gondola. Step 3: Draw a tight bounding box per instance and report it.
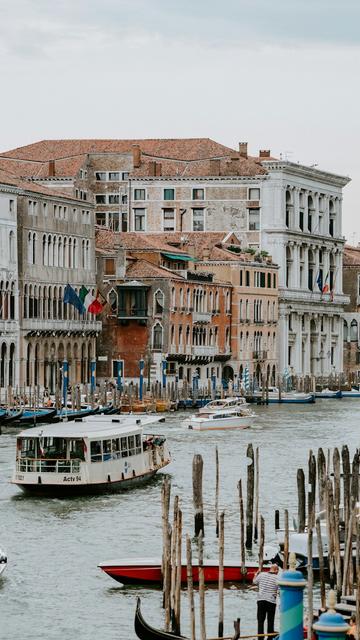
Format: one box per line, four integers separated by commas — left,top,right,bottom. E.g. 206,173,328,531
0,408,24,425
13,407,57,426
135,598,186,640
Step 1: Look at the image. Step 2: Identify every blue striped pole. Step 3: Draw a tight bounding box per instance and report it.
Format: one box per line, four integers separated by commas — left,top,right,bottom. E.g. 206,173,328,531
117,360,123,391
278,553,306,640
139,359,144,400
90,359,96,394
162,360,167,389
62,359,68,408
313,591,349,640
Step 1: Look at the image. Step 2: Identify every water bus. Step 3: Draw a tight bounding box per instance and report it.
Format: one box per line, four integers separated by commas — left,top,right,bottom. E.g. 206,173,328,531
11,415,171,496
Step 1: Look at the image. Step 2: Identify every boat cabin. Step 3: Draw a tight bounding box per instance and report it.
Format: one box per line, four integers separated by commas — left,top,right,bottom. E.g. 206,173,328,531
12,415,170,495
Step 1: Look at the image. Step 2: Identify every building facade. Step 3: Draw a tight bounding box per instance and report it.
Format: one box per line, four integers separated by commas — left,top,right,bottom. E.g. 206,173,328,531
0,168,101,392
342,245,360,378
95,231,232,386
260,161,349,376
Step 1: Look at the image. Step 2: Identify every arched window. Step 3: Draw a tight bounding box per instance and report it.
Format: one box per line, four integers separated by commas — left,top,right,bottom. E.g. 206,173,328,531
285,189,293,228
47,235,52,266
68,238,72,268
170,325,175,345
53,236,57,266
154,289,164,315
108,289,118,312
73,238,78,268
153,323,163,350
64,238,68,267
42,234,47,265
27,232,32,264
58,237,63,266
350,319,358,342
9,231,14,262
267,273,271,288
171,287,176,309
179,288,184,309
343,320,348,341
179,325,183,345
81,239,85,268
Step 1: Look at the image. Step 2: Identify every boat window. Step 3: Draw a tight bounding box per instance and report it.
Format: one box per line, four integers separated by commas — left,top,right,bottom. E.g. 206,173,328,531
121,436,128,457
135,434,142,454
18,438,36,458
90,440,102,462
102,439,112,461
42,437,67,459
112,438,120,453
128,435,136,456
69,439,85,461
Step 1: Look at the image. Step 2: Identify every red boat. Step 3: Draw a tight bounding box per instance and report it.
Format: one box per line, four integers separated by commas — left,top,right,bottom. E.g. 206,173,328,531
98,557,271,585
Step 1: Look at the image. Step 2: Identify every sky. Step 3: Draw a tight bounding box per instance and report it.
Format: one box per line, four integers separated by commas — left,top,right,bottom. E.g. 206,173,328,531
0,0,359,242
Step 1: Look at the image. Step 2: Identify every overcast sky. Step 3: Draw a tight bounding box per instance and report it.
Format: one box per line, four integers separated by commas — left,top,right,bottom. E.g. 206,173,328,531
1,0,359,242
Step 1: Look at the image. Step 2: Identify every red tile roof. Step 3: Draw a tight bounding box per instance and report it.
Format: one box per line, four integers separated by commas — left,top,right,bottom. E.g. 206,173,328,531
125,259,184,280
131,156,267,177
0,166,85,201
344,245,360,266
95,228,190,255
1,138,235,162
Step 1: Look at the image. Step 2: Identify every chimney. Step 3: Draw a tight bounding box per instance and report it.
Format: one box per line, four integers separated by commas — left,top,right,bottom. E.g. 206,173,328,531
155,162,162,177
239,142,248,159
148,161,156,177
259,149,271,158
132,144,141,168
209,159,221,176
202,247,210,261
48,160,55,177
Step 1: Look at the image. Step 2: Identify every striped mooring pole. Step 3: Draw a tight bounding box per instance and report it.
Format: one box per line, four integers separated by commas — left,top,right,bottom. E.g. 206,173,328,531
278,553,306,640
139,359,144,401
313,590,349,640
62,359,68,408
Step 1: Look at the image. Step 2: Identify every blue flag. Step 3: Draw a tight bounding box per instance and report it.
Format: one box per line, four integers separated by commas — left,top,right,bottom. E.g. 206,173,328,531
64,284,85,314
316,271,323,292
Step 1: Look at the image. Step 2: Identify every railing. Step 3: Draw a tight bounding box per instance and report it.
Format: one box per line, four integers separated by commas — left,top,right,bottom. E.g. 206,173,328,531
193,311,212,323
22,319,101,331
252,350,268,360
0,320,18,333
192,345,217,356
17,458,82,474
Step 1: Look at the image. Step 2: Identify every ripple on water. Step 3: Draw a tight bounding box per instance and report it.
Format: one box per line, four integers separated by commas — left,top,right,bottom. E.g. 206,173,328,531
1,402,360,639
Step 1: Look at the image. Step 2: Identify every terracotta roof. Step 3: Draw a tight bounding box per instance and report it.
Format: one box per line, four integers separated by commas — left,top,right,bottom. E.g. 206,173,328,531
0,155,86,179
95,228,190,255
125,259,184,280
344,245,360,266
0,166,84,201
131,155,267,178
0,138,235,162
149,232,239,250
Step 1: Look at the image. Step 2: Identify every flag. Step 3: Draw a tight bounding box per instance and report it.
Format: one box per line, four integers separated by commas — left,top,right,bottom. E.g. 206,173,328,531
64,284,85,314
322,272,329,294
316,271,323,292
79,286,104,314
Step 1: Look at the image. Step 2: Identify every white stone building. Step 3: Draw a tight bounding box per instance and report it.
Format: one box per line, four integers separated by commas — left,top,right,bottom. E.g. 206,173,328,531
260,161,350,376
0,173,20,390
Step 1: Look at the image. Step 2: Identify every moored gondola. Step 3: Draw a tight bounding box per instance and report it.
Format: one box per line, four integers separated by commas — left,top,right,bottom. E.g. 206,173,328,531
135,598,186,640
0,408,24,425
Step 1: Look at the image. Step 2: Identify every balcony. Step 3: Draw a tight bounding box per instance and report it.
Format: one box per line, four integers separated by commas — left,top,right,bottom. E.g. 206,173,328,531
252,350,268,360
193,311,212,324
22,319,102,333
0,320,18,334
118,309,148,320
192,345,217,357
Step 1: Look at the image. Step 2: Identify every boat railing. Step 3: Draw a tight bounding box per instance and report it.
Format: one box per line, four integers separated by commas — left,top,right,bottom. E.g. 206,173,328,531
16,458,82,474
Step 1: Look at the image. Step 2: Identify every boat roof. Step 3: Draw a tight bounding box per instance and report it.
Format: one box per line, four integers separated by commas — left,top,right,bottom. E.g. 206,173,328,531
17,415,163,439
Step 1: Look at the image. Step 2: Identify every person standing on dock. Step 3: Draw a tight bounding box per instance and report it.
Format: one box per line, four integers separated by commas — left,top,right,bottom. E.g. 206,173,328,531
253,564,279,637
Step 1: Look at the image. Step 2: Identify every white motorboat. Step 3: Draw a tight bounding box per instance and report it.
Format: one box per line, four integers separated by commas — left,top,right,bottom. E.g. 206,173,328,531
198,396,249,415
185,407,255,431
0,547,7,576
252,387,315,404
315,388,342,399
11,414,171,496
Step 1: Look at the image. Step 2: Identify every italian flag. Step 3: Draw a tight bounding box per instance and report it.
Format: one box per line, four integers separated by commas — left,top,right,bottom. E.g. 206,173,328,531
79,286,104,314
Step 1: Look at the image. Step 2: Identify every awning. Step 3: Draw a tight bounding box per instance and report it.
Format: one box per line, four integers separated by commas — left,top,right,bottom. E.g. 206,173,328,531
161,252,196,262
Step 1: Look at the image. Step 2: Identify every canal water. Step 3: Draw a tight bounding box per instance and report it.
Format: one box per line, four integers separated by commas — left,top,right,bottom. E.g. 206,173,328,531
1,401,360,640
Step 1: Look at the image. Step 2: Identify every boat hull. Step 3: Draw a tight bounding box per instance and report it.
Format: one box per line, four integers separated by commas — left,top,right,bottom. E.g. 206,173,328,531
14,469,160,497
315,390,342,399
187,416,253,430
99,560,267,585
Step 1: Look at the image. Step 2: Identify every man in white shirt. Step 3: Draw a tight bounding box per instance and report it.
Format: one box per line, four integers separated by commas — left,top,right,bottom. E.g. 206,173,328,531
253,564,279,636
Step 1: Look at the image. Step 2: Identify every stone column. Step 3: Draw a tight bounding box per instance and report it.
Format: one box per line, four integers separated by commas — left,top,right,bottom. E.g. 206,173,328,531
278,308,288,373
304,314,311,375
294,313,303,374
303,245,308,291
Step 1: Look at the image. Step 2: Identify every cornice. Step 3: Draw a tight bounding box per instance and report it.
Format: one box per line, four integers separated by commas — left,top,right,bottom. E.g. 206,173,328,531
261,160,351,188
130,174,269,183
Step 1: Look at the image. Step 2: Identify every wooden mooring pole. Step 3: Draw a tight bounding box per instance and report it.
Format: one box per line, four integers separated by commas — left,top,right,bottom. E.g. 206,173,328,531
186,534,196,640
193,454,204,537
245,443,254,550
218,511,225,638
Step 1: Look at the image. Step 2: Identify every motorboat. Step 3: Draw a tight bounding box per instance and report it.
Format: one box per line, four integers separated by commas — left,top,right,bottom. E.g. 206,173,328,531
315,389,342,399
11,414,171,496
185,407,255,431
251,388,315,404
341,389,360,398
0,547,7,576
198,396,249,414
99,556,271,585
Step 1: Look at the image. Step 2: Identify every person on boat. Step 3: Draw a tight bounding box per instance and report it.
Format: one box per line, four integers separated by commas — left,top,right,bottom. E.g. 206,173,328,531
253,564,279,637
347,614,357,640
